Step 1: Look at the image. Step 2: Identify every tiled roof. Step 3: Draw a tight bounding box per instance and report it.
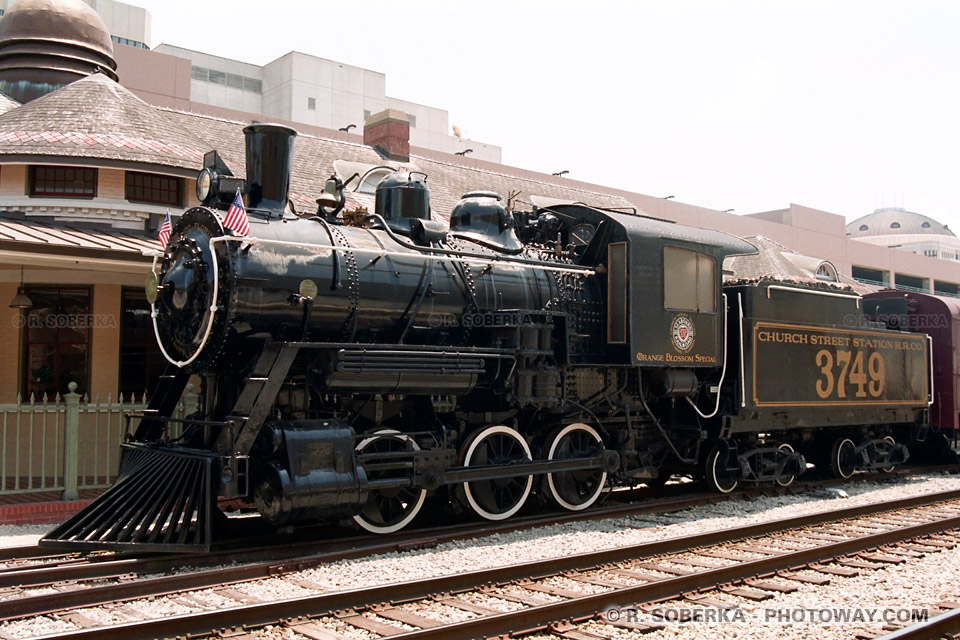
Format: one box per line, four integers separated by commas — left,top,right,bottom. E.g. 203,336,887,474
0,91,19,116
0,212,155,259
159,109,634,220
0,74,636,222
0,74,208,171
725,235,874,293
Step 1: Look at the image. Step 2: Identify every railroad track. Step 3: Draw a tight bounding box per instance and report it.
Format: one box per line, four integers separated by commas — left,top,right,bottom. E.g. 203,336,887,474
0,481,801,621
0,466,950,616
7,488,960,640
4,463,952,577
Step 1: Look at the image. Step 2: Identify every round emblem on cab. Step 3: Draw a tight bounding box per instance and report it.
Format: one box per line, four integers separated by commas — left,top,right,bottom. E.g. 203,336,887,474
671,314,696,353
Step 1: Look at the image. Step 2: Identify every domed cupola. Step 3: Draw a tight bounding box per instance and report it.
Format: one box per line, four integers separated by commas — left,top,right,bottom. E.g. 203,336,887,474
846,207,955,238
0,0,118,103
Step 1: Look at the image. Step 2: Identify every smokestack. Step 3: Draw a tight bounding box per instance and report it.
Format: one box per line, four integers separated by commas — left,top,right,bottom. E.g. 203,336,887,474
363,109,410,162
243,123,297,214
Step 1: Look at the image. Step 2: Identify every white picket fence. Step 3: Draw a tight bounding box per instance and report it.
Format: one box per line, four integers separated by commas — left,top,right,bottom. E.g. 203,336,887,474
0,382,197,498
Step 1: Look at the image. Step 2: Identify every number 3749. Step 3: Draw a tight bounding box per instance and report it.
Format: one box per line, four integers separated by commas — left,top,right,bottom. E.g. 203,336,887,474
815,349,885,399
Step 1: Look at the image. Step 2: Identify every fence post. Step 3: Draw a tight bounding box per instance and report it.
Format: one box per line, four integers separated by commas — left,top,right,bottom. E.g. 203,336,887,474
62,382,80,501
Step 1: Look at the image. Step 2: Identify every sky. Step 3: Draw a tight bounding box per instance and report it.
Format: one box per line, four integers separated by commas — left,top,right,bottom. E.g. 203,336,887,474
133,0,960,231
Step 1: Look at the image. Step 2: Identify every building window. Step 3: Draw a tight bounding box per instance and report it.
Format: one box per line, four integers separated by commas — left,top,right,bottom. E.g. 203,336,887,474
406,113,417,128
111,35,148,49
120,288,165,399
23,287,91,400
124,171,183,207
364,109,371,121
29,166,96,198
308,97,316,110
815,263,839,281
191,66,262,93
890,221,901,229
663,247,717,313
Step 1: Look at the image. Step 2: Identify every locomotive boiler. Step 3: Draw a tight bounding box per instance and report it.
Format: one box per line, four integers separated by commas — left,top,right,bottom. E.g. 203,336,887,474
43,124,935,552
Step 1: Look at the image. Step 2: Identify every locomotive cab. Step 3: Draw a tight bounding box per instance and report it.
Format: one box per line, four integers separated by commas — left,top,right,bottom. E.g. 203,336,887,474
534,204,756,369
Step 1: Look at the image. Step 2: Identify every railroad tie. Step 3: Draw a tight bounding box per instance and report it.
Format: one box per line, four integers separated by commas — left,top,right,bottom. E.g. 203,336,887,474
283,622,342,640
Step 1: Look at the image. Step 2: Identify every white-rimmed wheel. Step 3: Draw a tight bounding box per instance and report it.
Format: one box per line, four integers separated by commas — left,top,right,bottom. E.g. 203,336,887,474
880,436,898,473
544,423,607,511
353,430,427,534
776,443,796,487
462,426,533,521
830,437,857,479
706,444,739,494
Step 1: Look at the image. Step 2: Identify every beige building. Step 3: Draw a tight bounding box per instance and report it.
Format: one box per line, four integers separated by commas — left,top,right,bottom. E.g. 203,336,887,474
151,44,501,163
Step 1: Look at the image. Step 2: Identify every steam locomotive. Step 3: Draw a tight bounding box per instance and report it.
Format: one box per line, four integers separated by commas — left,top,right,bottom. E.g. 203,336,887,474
43,124,940,552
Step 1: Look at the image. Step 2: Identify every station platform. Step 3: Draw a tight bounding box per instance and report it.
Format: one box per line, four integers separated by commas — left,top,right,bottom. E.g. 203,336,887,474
0,490,103,526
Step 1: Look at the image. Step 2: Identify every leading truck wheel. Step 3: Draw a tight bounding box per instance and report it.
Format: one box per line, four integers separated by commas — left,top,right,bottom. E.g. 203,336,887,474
462,425,533,521
544,423,607,511
830,437,857,479
352,430,427,534
706,445,739,494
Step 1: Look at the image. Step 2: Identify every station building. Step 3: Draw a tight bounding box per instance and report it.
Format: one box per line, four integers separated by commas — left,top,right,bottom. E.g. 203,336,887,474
1,0,958,410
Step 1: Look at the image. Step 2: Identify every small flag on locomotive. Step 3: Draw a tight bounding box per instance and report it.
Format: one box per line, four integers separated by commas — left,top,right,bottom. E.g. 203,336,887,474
223,188,250,236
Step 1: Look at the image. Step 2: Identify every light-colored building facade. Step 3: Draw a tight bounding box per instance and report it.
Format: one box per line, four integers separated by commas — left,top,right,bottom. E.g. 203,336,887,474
0,0,499,162
842,208,960,295
153,44,501,163
0,0,150,48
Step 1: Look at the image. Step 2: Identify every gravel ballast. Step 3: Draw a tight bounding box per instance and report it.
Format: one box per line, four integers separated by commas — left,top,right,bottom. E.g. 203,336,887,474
0,472,958,639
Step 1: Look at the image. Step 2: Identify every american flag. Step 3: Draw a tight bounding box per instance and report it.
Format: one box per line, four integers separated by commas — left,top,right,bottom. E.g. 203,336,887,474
223,189,250,236
157,211,171,247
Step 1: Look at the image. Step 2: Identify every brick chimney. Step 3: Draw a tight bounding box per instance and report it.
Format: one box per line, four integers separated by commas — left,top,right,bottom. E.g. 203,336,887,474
363,109,410,162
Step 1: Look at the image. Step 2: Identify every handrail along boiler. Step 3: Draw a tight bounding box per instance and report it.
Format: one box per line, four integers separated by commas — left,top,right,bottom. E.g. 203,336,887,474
43,124,936,552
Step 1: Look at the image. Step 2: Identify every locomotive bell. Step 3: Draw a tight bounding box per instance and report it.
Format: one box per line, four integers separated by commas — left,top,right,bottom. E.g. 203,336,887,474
317,177,341,208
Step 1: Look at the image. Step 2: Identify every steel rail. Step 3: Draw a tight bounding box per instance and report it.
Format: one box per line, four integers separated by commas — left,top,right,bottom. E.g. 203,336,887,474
23,490,960,640
876,607,960,640
0,482,783,615
0,467,954,601
392,515,960,640
0,477,790,591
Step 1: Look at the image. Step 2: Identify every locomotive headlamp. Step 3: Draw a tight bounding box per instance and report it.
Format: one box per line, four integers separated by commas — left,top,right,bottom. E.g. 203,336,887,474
145,271,159,305
196,168,215,204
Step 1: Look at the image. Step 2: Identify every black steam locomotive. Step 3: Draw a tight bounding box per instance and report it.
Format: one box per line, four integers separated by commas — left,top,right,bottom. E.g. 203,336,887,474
44,125,935,552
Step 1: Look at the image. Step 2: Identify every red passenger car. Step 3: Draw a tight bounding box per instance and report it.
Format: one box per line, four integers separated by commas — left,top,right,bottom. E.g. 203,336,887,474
864,290,960,449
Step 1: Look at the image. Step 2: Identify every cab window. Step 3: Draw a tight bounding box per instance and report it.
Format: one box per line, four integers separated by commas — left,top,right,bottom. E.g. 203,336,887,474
663,247,717,313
